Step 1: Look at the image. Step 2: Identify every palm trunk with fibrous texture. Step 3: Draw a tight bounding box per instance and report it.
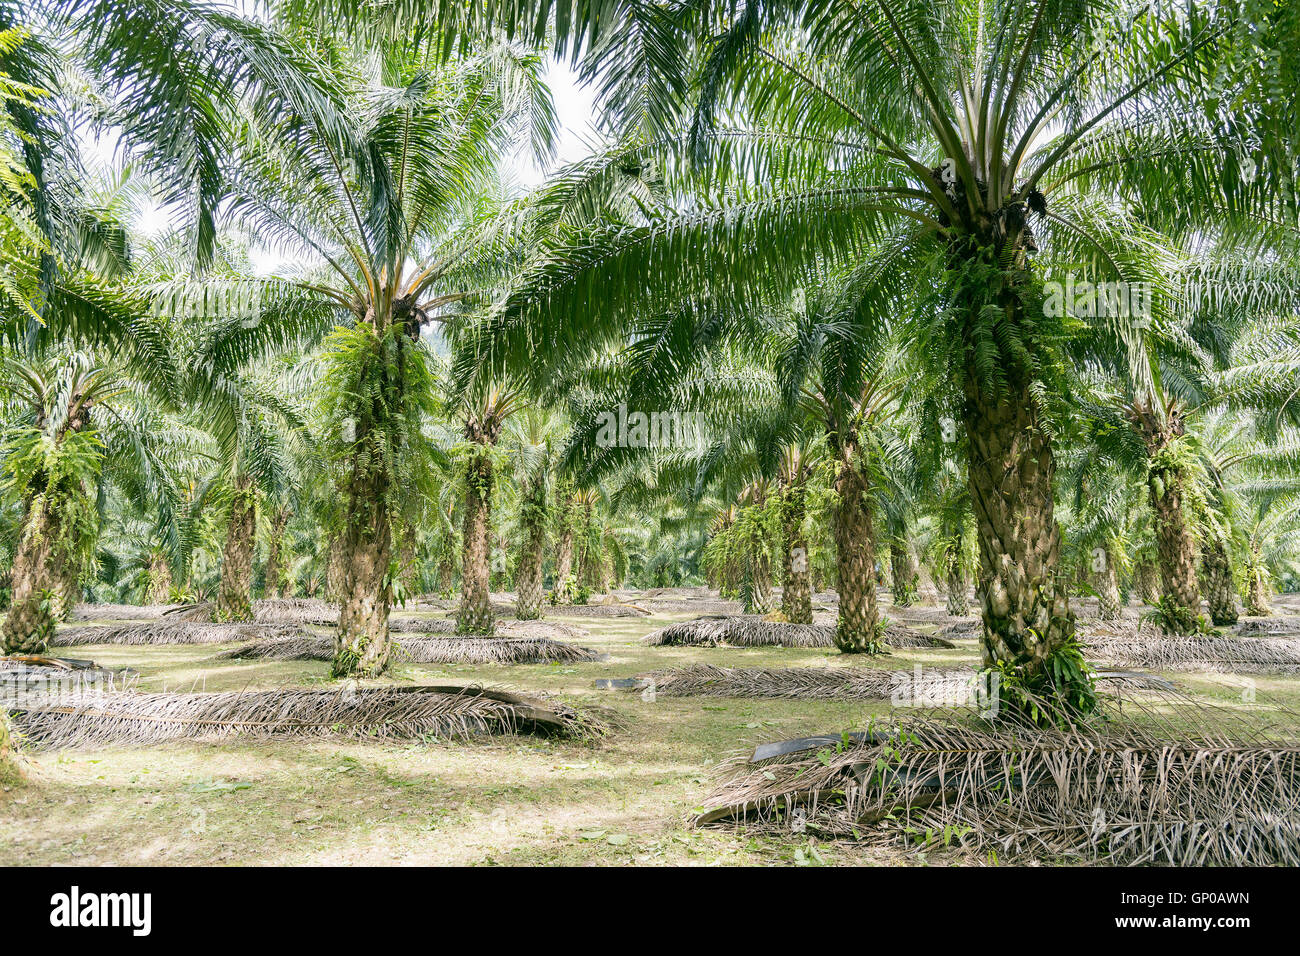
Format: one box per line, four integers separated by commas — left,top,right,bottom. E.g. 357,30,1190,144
890,542,918,606
1093,550,1122,621
1,499,73,655
146,552,173,605
748,547,773,615
514,474,547,621
945,556,970,617
457,450,495,634
831,443,880,653
1201,532,1238,626
1132,404,1201,634
264,508,291,599
215,474,256,622
1245,543,1271,616
550,492,577,603
333,462,393,678
962,369,1075,684
1134,557,1159,606
780,480,812,626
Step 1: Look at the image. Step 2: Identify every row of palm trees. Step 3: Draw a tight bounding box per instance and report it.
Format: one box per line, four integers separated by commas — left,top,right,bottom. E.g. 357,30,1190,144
2,2,1299,716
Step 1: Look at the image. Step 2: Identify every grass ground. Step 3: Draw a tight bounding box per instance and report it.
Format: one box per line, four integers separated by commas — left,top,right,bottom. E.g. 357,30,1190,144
3,603,1299,866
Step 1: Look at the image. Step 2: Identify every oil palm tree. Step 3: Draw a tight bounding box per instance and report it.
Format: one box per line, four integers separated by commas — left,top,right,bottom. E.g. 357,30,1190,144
454,382,525,633
222,31,555,675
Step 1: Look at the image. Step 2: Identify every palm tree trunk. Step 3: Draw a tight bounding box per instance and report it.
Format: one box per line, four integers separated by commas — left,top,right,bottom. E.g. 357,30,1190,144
1093,548,1122,621
747,547,773,614
215,474,256,622
1134,558,1159,605
264,508,290,599
890,542,918,606
0,499,66,655
146,551,172,605
333,465,392,677
456,452,494,634
945,543,970,617
1202,532,1238,626
514,478,547,621
780,481,812,625
832,448,880,652
551,493,576,603
962,373,1076,683
1147,466,1201,633
1245,543,1270,616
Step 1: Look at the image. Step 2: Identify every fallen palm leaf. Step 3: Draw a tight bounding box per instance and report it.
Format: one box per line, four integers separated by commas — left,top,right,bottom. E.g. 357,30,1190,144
8,683,608,750
693,695,1300,865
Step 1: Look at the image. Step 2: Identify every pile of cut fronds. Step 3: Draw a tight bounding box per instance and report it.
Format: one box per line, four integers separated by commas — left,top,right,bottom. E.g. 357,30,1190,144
939,619,980,639
1087,633,1300,674
69,604,175,621
53,621,309,647
219,634,599,665
638,598,745,616
643,616,832,647
8,684,608,750
883,622,956,649
549,603,649,618
248,599,338,624
497,619,590,641
694,695,1300,865
617,664,1172,702
1,655,128,690
159,599,337,625
388,616,456,633
1238,616,1300,637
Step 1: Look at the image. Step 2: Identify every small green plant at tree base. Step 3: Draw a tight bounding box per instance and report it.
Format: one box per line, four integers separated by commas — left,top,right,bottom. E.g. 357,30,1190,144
1142,596,1217,636
987,635,1098,728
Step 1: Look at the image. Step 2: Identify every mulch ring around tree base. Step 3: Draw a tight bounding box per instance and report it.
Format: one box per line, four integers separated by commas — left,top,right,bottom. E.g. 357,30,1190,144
641,616,954,649
7,683,610,750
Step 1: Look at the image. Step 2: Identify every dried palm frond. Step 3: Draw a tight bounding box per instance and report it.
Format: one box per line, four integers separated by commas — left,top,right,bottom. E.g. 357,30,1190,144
250,599,338,624
218,634,599,665
883,622,956,649
69,604,175,621
8,683,607,750
639,599,745,616
642,616,832,647
620,664,1173,702
1,656,130,694
388,616,456,633
694,695,1300,865
496,619,590,641
1238,617,1300,637
939,619,980,639
1086,634,1300,673
548,603,650,618
52,622,310,647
